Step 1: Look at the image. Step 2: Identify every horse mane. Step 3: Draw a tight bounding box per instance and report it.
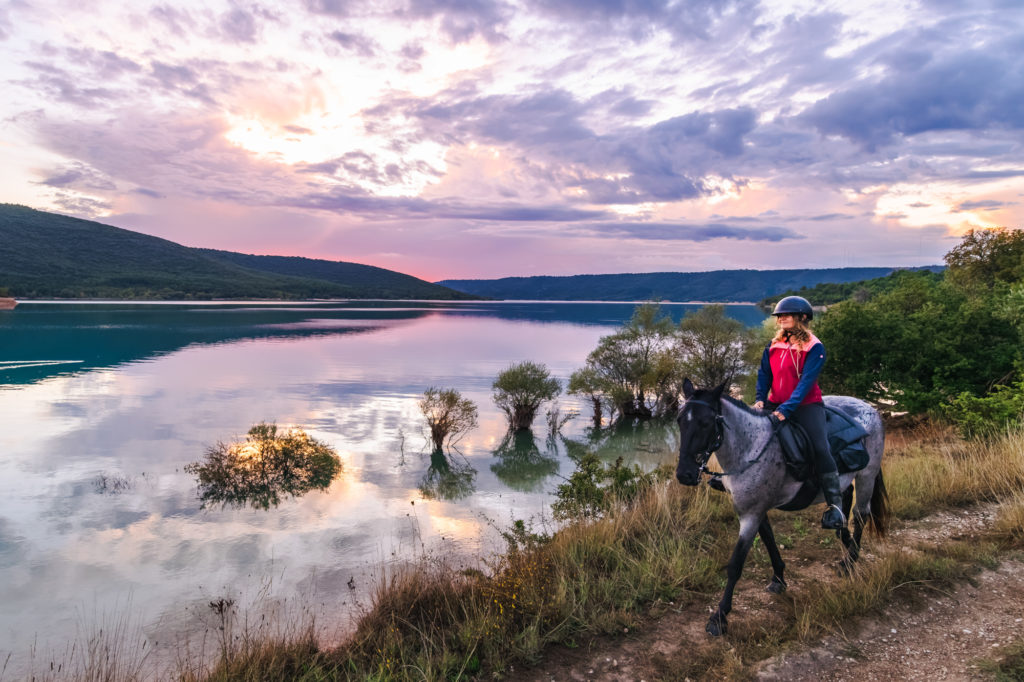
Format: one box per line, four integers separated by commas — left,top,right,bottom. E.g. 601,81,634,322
721,394,769,417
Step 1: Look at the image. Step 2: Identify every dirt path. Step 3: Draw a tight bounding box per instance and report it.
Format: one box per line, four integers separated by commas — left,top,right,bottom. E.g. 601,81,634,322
519,505,1024,681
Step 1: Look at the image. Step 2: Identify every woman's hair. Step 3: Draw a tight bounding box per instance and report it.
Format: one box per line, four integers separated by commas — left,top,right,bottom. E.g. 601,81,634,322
773,314,812,346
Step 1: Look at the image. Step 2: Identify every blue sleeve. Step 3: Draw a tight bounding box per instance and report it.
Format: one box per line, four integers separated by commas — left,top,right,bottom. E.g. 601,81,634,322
778,342,826,417
755,346,771,404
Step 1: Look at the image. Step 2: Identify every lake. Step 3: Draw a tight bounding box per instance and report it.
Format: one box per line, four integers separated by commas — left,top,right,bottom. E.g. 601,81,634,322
0,300,765,674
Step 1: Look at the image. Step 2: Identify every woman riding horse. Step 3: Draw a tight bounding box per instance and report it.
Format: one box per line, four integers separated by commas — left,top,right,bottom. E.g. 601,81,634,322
754,295,845,530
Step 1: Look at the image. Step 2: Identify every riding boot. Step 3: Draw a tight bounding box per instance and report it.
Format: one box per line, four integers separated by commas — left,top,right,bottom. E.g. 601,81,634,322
819,471,847,529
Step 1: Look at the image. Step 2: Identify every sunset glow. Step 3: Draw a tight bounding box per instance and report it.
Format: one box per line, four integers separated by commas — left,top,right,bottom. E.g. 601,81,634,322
1,0,1021,278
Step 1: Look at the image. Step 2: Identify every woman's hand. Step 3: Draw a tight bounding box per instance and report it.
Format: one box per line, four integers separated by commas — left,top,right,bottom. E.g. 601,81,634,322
772,411,785,421
752,401,764,410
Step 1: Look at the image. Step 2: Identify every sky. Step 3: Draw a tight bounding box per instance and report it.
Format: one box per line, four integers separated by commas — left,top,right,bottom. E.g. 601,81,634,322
1,0,1022,281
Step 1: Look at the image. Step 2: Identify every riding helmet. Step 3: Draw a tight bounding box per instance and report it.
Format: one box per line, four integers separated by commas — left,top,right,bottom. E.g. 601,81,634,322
771,295,814,320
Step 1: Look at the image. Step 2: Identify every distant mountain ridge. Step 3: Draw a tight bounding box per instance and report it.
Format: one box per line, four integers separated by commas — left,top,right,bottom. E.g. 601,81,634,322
0,204,475,300
437,267,943,303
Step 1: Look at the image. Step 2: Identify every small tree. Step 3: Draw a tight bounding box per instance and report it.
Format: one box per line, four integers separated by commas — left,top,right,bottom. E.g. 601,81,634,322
492,361,561,431
420,387,478,451
675,305,756,390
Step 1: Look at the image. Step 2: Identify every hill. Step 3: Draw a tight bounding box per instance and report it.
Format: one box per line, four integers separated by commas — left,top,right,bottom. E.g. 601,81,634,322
437,268,941,302
757,267,946,310
0,204,475,300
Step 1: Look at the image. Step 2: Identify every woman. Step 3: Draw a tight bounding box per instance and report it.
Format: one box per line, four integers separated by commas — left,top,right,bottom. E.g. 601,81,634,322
753,296,845,529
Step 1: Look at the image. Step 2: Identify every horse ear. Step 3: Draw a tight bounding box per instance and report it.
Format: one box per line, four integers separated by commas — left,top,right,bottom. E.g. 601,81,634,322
682,378,695,399
711,382,727,402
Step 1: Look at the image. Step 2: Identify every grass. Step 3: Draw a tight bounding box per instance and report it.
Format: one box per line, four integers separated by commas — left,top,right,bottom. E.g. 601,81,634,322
19,419,1024,681
978,638,1024,681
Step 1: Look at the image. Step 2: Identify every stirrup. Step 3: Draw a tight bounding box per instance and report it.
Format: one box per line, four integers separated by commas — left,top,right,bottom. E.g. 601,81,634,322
821,504,846,529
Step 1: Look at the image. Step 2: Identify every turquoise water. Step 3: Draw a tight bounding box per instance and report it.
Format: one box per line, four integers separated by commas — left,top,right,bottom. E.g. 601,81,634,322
0,301,764,672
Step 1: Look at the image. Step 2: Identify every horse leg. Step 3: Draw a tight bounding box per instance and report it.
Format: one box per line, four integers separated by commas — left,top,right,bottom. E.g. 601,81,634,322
758,518,787,594
837,485,859,575
708,516,760,636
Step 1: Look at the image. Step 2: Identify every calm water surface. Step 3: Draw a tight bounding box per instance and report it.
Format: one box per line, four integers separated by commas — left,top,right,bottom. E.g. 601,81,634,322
0,301,765,672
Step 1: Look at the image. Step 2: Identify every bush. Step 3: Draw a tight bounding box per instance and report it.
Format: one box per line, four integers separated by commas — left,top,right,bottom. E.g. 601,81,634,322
492,361,561,431
551,452,668,520
945,380,1024,438
420,387,478,451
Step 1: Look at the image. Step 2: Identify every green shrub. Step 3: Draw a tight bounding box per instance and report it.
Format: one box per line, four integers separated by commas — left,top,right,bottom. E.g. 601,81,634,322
551,452,667,520
492,361,561,431
945,380,1024,438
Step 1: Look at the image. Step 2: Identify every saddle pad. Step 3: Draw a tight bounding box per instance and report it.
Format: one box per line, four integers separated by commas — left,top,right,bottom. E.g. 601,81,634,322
777,407,870,481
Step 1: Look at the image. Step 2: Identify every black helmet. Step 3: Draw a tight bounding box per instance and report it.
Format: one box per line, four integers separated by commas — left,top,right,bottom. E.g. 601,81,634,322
772,295,813,320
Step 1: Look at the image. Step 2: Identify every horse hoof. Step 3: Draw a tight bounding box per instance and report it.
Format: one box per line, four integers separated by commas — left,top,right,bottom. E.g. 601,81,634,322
766,576,787,594
706,613,727,637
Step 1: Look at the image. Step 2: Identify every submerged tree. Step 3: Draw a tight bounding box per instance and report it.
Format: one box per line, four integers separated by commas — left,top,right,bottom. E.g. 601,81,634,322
186,423,342,510
492,361,561,431
581,303,678,418
568,366,611,426
420,387,478,451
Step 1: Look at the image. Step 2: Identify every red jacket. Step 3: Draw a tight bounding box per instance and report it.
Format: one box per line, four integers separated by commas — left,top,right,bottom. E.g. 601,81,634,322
755,333,825,417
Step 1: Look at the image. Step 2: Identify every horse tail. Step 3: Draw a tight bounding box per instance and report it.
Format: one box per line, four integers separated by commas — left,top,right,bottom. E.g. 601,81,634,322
866,471,889,538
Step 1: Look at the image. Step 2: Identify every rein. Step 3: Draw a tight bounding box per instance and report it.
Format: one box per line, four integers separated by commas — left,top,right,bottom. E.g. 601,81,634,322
682,399,783,482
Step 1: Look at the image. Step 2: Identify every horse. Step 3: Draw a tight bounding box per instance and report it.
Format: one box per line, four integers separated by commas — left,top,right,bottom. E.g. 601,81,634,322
675,379,888,636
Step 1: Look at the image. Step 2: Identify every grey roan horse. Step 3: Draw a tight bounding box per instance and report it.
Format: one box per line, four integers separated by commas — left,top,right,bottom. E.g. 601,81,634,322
675,379,889,637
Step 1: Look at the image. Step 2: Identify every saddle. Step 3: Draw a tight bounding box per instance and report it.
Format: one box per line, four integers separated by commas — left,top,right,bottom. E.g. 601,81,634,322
776,406,870,482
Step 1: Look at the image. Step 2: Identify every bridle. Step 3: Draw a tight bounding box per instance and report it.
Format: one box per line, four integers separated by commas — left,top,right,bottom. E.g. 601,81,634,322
679,399,726,475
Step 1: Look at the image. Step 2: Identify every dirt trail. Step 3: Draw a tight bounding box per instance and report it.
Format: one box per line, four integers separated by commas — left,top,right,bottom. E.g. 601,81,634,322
519,505,1024,681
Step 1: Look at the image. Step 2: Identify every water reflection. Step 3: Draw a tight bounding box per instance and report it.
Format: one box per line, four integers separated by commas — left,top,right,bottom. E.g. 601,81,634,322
489,430,560,492
185,424,343,510
0,301,766,387
418,449,477,501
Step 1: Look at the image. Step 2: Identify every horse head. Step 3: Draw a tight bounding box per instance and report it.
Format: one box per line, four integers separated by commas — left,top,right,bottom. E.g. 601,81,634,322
675,378,727,486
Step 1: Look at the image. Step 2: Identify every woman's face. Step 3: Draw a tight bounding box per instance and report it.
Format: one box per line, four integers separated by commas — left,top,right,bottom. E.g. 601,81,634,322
776,313,797,330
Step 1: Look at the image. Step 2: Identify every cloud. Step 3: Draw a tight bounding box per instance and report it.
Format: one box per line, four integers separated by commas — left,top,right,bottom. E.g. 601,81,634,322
327,31,378,57
582,222,803,242
395,0,514,43
955,199,1013,211
220,8,259,43
527,0,756,43
19,61,121,108
36,163,116,192
804,47,1024,149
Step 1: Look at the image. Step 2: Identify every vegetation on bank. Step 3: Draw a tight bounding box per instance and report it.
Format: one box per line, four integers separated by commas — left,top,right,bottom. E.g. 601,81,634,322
758,267,944,309
815,228,1024,435
0,204,477,300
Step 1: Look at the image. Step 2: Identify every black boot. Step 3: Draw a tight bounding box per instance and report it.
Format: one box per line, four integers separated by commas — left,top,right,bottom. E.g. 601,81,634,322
819,471,847,529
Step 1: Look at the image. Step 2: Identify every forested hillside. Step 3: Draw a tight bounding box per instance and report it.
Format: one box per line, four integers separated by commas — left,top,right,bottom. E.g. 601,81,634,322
437,268,934,302
0,205,475,300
